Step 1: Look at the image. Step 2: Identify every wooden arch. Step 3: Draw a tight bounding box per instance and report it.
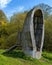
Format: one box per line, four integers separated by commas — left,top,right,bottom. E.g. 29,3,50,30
21,7,44,59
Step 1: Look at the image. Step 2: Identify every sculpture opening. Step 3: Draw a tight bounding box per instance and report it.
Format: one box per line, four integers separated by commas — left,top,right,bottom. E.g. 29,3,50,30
33,9,43,51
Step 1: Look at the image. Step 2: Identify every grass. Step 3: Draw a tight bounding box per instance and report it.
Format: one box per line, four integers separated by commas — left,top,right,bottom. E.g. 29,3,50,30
0,50,52,65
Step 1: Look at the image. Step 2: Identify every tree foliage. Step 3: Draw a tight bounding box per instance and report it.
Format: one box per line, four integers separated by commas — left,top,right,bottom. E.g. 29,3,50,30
44,15,52,51
0,4,52,52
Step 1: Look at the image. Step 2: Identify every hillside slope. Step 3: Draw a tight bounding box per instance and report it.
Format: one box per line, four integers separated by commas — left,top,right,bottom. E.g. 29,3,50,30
0,50,52,65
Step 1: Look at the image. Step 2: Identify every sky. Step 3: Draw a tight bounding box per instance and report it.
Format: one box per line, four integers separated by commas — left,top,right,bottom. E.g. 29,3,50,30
0,0,52,18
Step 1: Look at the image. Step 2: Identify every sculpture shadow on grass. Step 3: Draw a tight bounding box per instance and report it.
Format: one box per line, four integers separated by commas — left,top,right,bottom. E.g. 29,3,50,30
2,50,34,61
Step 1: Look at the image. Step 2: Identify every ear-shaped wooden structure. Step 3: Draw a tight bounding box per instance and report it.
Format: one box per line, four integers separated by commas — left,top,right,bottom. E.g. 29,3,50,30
21,7,44,59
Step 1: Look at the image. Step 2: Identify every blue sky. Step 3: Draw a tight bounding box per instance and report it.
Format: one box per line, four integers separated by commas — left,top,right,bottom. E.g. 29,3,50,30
0,0,52,18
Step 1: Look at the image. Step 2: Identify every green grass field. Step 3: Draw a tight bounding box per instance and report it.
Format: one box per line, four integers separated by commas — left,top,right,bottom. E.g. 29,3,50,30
0,50,52,65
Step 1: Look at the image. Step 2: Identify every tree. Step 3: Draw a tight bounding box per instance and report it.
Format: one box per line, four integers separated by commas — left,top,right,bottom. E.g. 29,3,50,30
44,15,52,52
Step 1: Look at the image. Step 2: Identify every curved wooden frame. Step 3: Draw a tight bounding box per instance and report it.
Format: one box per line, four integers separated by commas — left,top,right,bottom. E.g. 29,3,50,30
22,7,44,59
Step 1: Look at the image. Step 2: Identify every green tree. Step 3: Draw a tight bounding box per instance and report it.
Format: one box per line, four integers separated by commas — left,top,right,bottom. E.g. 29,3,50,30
44,15,52,51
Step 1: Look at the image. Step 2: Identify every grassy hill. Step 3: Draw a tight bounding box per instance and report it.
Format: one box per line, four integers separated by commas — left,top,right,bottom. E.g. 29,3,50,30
0,50,52,65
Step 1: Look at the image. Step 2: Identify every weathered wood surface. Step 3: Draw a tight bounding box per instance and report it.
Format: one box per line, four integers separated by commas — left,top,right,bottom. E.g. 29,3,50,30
21,7,44,59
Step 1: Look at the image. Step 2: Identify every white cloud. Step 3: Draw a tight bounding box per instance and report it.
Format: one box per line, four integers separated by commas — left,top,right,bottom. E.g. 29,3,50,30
9,6,24,14
0,0,12,8
6,6,24,18
18,6,24,12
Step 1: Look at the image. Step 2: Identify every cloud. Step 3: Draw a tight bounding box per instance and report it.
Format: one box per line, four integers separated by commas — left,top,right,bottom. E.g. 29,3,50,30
9,6,24,14
18,6,24,12
0,0,12,8
6,6,25,18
